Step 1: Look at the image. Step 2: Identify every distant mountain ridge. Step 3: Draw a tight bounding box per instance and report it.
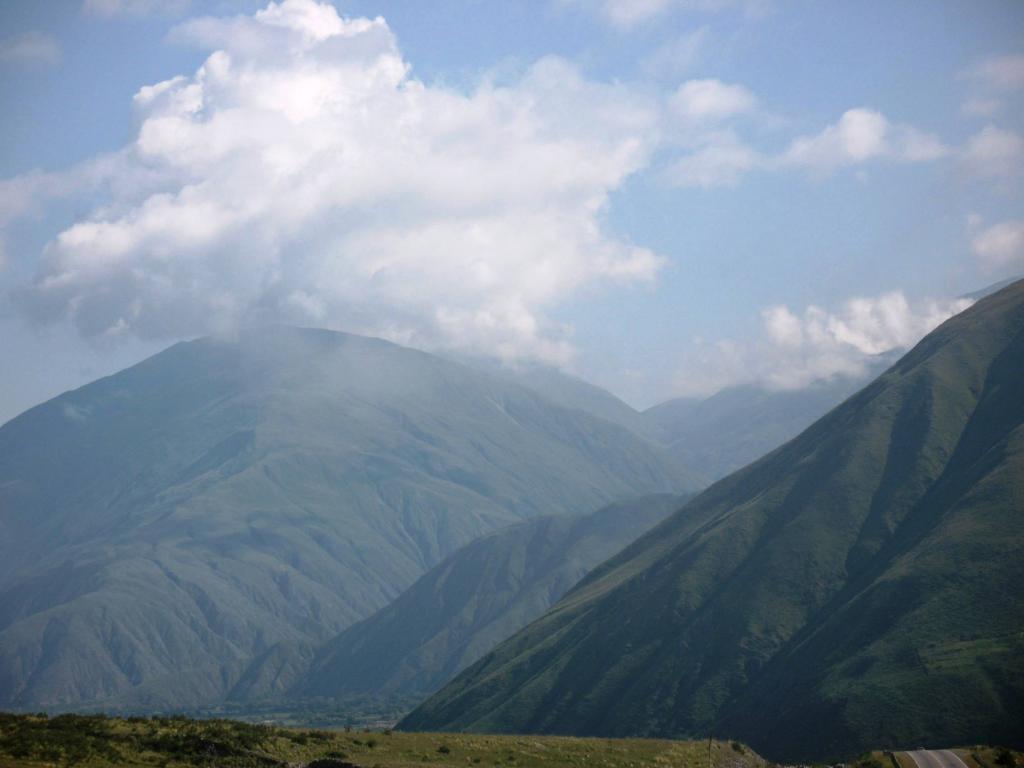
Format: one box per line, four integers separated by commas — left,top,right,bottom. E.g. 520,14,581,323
467,355,893,486
0,327,692,711
641,360,894,482
401,280,1024,760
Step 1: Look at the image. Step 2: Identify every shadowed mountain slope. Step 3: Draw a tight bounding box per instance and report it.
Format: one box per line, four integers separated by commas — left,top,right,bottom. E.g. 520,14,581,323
290,494,687,704
401,281,1024,761
0,327,693,711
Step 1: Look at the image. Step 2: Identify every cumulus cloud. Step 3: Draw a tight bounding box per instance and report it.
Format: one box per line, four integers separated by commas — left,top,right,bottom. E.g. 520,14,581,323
0,1,968,371
971,219,1024,271
0,31,60,66
671,291,973,395
0,153,142,228
7,0,667,363
670,78,756,123
780,108,948,170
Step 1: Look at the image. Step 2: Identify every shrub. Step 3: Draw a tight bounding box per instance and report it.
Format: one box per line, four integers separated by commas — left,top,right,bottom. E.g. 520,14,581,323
438,744,451,754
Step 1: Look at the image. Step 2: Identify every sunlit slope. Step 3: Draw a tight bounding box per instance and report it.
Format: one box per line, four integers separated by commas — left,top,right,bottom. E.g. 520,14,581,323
0,327,693,710
401,280,1024,760
293,494,687,702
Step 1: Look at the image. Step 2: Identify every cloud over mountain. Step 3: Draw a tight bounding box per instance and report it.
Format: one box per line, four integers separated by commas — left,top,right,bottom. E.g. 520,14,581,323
0,0,994,397
670,290,973,396
15,0,663,364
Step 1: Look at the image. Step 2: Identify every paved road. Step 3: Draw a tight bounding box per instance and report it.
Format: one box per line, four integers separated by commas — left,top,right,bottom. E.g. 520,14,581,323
906,750,971,768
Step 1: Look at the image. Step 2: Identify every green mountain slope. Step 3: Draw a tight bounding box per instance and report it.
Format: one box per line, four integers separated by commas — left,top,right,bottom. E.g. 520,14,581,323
400,280,1024,760
0,327,694,711
290,494,687,704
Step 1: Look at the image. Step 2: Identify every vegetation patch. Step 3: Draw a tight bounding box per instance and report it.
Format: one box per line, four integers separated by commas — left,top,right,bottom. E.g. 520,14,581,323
0,711,771,768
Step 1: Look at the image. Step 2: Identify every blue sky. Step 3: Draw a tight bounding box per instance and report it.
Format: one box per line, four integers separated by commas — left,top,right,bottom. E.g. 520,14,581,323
1,0,1022,423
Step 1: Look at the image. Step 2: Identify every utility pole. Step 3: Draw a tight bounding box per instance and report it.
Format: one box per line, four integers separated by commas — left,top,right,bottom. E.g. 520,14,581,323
708,734,713,768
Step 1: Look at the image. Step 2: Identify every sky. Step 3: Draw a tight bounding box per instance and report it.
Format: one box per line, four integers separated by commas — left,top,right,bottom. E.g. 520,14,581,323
0,0,1022,424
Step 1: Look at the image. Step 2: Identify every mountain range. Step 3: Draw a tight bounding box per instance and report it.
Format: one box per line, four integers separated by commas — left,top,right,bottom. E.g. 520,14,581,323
4,278,1016,760
0,328,692,711
401,280,1024,760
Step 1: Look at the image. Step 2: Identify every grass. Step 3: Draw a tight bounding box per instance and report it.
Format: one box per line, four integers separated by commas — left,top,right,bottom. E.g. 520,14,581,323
0,711,769,768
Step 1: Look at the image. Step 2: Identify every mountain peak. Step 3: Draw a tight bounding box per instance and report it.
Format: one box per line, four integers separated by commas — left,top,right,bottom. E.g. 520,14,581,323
0,327,693,711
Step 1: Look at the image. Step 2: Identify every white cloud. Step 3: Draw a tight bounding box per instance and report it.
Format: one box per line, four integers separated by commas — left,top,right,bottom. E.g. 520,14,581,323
962,125,1024,177
10,0,664,364
0,31,60,66
670,79,756,123
781,108,948,170
0,154,137,228
782,109,889,168
671,291,973,396
971,219,1024,271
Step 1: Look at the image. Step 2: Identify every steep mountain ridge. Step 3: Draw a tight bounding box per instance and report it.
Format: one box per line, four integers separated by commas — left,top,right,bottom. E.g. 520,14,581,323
401,280,1024,760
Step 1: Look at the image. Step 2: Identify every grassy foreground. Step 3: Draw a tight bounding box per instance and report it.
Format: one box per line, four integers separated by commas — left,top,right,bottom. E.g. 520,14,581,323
0,712,768,768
